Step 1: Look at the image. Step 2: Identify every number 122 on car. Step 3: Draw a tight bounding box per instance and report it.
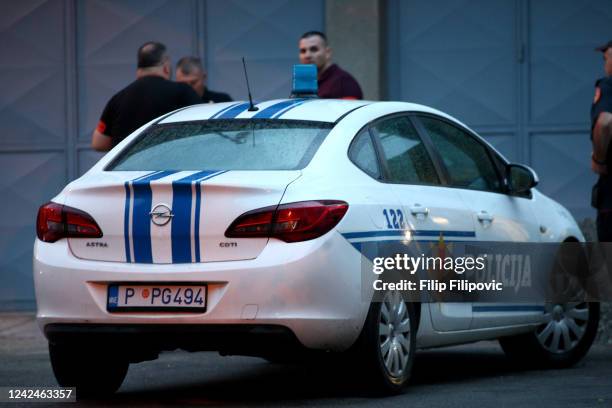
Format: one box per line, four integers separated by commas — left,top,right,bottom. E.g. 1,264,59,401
107,284,207,312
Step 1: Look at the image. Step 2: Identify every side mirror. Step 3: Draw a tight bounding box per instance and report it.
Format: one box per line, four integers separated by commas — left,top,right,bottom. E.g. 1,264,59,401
506,163,538,194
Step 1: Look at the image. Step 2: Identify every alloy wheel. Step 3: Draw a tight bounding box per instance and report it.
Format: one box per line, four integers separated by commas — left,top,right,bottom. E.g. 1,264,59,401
536,302,589,354
379,291,412,377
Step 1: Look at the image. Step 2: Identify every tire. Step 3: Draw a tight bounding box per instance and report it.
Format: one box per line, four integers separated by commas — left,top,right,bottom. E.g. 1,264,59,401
499,302,599,369
49,342,129,397
350,290,417,394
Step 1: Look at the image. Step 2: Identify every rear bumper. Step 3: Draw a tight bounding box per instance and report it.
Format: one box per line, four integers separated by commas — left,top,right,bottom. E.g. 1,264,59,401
45,323,304,358
34,232,370,352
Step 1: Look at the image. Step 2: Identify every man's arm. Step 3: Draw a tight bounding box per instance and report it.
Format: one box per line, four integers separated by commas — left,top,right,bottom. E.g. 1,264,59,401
593,112,612,160
341,73,363,100
592,112,612,174
91,96,117,152
592,78,612,175
91,129,113,152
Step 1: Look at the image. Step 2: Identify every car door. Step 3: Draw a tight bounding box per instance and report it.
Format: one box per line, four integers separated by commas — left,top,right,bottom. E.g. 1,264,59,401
414,115,544,328
368,114,476,331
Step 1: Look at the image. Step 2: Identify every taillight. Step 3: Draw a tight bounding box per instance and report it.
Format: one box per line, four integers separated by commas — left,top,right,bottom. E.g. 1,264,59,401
36,202,103,243
225,200,348,243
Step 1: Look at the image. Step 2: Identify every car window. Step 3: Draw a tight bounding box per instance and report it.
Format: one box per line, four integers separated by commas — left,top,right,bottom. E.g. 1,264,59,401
348,129,381,179
108,120,332,171
418,116,502,192
371,116,440,185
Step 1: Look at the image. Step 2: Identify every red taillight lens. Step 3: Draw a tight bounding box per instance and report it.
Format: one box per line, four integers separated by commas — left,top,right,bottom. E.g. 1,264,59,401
36,202,103,243
225,200,348,243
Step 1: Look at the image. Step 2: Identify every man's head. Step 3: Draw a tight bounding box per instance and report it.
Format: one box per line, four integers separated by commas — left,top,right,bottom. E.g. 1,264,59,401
597,41,612,76
299,31,332,74
137,41,171,79
176,57,206,97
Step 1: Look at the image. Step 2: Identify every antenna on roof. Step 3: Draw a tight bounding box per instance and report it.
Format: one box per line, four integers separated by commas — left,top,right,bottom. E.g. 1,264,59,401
242,57,258,112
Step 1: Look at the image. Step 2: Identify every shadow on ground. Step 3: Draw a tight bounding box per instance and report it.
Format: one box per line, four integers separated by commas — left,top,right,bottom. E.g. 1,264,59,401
75,344,555,406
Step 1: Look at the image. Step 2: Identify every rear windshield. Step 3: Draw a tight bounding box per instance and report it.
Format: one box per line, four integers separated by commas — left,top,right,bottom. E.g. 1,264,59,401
107,119,333,171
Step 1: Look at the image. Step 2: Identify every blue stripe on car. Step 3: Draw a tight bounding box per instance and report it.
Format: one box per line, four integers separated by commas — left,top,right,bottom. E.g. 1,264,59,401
215,102,252,119
272,99,311,118
210,102,243,119
341,230,476,240
193,171,227,262
253,99,306,119
171,170,222,263
123,182,132,262
131,171,176,263
194,179,203,263
472,305,545,313
124,171,163,262
341,230,476,255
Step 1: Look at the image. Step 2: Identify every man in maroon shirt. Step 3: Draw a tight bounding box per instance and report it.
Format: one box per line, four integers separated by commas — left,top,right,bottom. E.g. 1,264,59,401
298,31,363,99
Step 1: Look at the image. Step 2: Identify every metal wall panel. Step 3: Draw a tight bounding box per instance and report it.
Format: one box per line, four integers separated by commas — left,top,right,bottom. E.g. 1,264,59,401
529,0,611,125
206,0,324,101
530,132,595,220
0,151,67,306
526,0,607,222
0,1,66,146
0,1,66,309
388,0,612,223
76,0,198,173
393,0,517,128
0,0,324,309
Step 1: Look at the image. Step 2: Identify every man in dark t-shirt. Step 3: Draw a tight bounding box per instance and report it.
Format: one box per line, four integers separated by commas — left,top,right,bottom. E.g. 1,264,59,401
176,56,233,104
298,31,363,99
91,41,200,151
591,40,612,241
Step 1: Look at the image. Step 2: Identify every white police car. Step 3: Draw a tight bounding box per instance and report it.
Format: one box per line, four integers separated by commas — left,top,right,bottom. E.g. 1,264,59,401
34,92,598,395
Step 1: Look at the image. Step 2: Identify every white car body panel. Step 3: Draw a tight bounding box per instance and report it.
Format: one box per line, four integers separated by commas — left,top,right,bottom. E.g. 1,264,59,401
35,99,584,353
66,170,301,263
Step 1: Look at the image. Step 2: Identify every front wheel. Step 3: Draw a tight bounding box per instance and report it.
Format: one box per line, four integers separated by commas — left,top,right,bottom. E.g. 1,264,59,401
499,302,599,368
350,291,417,394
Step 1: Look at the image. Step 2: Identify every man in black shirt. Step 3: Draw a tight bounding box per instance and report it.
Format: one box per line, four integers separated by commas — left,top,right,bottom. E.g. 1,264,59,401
176,56,233,104
91,41,201,151
591,40,612,240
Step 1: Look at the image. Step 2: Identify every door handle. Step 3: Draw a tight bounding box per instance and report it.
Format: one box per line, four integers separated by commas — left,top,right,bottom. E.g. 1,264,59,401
410,204,429,218
477,211,494,223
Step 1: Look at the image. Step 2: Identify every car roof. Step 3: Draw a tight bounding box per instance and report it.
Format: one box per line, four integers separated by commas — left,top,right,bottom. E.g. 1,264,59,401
159,99,372,124
157,99,484,150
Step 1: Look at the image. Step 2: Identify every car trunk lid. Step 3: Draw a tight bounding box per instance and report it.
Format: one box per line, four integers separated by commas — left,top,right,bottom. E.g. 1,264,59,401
66,170,300,263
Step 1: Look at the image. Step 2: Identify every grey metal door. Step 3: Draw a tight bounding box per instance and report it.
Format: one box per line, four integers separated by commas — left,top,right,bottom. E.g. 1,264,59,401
388,0,611,223
0,0,323,310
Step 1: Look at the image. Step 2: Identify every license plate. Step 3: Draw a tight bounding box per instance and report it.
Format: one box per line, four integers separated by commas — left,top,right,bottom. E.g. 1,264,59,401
107,284,207,312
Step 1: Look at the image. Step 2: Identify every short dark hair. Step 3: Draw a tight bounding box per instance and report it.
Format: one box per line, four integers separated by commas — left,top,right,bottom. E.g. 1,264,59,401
137,41,167,68
300,31,328,46
176,56,204,75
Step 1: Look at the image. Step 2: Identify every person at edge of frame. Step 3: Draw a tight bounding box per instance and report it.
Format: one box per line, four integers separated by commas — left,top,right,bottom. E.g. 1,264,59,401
591,40,612,242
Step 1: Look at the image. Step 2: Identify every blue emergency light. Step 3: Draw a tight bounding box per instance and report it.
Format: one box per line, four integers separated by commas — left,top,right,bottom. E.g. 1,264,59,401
291,64,318,98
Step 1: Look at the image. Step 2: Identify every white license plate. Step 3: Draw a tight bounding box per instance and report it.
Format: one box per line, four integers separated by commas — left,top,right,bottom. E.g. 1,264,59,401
107,284,207,312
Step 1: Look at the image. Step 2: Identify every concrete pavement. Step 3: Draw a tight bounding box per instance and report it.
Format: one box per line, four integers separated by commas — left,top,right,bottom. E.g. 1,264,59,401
1,313,611,407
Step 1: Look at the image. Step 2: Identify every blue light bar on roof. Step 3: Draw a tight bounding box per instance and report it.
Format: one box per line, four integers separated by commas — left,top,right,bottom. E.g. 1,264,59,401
291,64,318,98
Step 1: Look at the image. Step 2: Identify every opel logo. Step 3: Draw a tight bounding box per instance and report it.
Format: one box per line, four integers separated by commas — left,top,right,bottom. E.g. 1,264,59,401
149,203,173,226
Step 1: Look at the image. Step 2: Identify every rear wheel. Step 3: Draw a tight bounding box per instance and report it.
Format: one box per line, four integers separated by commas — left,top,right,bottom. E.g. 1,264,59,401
499,302,599,368
49,343,129,397
351,291,416,394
